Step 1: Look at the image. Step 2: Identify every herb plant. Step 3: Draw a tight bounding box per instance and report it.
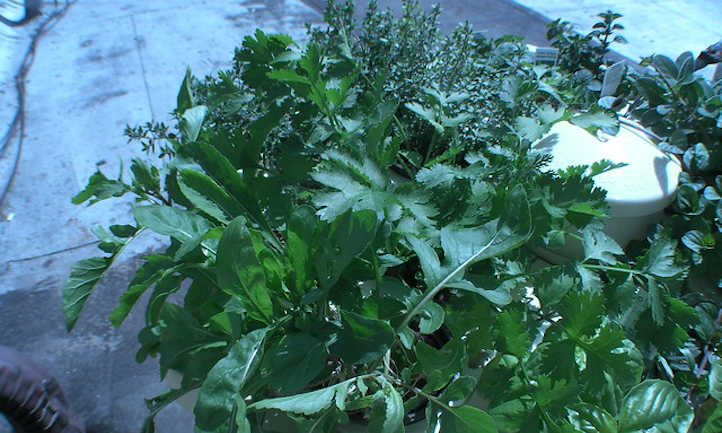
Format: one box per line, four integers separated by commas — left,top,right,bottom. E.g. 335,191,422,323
62,1,721,432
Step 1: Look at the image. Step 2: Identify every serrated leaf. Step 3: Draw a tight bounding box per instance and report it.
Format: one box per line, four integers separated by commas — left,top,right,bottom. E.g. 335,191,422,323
618,380,693,433
582,223,624,264
648,278,664,326
641,235,684,278
62,257,112,331
179,105,208,143
266,68,309,84
405,102,443,133
194,328,267,431
496,309,529,357
216,217,273,323
571,112,619,134
249,378,354,415
71,169,130,205
515,116,545,141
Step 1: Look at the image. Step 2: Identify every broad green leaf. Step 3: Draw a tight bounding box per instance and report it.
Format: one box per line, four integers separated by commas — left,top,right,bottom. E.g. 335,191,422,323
427,404,498,433
133,205,212,243
601,61,625,97
618,380,693,433
640,235,684,278
515,116,545,141
418,300,445,334
315,209,377,290
369,383,404,433
216,217,273,323
571,112,619,134
652,55,678,79
62,257,112,331
439,376,477,406
709,356,722,401
568,403,617,433
177,67,195,112
232,397,252,433
334,310,394,365
108,254,175,327
266,68,310,84
581,223,624,264
179,105,208,143
178,169,244,224
286,206,316,296
71,169,130,205
194,328,267,431
702,403,722,433
268,333,326,393
181,140,267,233
415,339,467,391
249,378,355,415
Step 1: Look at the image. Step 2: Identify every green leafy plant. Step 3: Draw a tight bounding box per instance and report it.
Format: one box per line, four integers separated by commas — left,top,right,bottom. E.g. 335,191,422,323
62,1,718,432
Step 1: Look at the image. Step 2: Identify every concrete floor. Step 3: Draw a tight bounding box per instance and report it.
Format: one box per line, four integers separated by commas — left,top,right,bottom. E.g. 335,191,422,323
0,0,719,432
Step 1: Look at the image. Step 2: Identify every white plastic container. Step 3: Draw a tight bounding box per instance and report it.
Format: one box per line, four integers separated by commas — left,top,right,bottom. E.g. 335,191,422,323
534,120,682,263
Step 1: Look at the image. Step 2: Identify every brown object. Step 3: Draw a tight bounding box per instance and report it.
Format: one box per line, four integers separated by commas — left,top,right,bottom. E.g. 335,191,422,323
0,345,84,433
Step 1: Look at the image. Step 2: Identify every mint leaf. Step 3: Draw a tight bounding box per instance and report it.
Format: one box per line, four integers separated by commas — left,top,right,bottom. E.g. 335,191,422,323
618,380,693,433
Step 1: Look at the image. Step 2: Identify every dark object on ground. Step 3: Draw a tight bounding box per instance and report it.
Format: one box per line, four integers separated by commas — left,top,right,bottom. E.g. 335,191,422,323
0,346,84,433
694,40,722,70
0,0,43,26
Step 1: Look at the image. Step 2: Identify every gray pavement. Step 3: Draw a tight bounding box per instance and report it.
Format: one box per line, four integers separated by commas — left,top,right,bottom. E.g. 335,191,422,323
0,0,719,432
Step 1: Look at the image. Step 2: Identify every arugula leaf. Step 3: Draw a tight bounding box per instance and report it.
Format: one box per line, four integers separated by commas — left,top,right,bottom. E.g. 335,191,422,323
194,328,267,431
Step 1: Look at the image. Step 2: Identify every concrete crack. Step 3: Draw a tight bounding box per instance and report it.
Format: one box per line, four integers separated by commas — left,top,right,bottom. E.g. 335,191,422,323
130,14,155,121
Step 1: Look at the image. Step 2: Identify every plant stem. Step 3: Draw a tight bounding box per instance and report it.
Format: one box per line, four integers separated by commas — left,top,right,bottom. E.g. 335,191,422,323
396,231,500,334
582,263,644,275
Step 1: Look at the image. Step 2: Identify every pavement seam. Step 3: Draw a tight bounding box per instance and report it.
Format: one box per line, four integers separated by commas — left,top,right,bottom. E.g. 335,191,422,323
130,13,155,121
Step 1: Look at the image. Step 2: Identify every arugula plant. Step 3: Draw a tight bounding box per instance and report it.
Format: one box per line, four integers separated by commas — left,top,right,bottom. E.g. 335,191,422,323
62,1,716,432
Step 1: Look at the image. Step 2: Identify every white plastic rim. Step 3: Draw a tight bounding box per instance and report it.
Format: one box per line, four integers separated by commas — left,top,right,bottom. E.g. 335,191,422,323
536,120,682,219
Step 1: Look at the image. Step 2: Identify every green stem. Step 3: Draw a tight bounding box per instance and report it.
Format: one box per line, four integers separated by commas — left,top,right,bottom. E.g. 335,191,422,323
581,263,643,275
396,231,500,334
